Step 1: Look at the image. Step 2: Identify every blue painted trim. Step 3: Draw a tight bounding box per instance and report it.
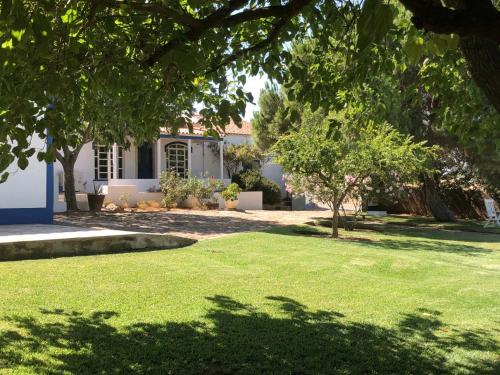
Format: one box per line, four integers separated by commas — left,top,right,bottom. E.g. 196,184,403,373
45,135,54,224
159,134,218,141
0,134,54,225
0,208,53,225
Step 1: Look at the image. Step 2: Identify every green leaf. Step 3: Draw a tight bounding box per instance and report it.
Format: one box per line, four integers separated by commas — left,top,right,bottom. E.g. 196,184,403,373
17,154,28,170
357,0,394,52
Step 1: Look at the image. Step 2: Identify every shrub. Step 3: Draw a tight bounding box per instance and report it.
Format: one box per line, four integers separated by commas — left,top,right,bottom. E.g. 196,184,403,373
160,172,224,209
183,176,224,207
232,169,282,204
159,171,187,208
221,183,242,201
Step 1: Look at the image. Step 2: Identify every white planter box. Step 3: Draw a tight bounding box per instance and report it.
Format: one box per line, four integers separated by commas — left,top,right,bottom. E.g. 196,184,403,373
216,191,263,210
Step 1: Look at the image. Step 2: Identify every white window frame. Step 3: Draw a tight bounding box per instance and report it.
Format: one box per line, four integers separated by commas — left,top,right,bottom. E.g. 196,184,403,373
165,142,188,178
94,145,123,180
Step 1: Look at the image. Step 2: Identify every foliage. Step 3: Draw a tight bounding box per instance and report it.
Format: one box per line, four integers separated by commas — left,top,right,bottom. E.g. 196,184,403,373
159,171,187,209
160,172,224,208
221,183,242,202
232,169,282,205
216,143,265,178
273,108,435,237
280,4,499,207
183,175,224,207
251,83,299,151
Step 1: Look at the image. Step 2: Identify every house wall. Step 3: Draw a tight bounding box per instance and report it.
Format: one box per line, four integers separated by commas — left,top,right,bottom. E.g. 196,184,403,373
223,134,286,194
54,141,140,193
0,134,53,224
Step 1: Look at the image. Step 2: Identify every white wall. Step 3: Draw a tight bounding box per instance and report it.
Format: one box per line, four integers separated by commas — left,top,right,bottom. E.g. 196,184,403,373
223,134,285,193
0,135,47,209
53,135,285,195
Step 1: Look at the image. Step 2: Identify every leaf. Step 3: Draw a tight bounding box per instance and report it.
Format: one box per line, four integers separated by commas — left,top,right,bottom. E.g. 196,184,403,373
0,0,12,20
61,8,77,24
356,0,394,52
17,154,28,170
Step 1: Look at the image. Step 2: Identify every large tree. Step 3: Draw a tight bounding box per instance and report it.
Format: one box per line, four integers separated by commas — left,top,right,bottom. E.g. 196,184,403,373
273,108,433,238
1,0,499,183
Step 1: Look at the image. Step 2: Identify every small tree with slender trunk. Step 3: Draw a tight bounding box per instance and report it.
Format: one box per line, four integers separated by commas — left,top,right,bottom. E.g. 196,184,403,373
273,109,435,238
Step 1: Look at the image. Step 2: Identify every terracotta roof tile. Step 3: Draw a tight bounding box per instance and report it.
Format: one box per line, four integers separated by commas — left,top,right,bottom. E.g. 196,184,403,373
161,117,252,137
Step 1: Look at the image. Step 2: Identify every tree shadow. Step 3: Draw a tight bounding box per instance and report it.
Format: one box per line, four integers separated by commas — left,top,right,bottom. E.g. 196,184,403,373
1,296,498,374
284,226,494,256
54,211,282,239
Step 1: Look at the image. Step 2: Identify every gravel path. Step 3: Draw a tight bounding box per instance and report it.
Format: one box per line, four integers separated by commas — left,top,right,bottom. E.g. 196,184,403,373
55,209,332,240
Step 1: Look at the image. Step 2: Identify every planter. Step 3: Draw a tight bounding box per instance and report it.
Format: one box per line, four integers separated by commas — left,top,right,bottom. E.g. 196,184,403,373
87,194,106,212
225,199,239,210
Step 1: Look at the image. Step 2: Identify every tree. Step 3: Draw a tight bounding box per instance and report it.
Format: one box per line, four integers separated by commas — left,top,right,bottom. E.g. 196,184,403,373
0,0,318,181
1,0,498,183
273,108,434,238
251,83,297,151
218,143,264,178
0,2,187,210
281,4,499,219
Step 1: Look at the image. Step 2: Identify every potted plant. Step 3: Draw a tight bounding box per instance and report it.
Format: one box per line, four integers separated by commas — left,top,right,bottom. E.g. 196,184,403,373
86,182,106,212
221,183,242,210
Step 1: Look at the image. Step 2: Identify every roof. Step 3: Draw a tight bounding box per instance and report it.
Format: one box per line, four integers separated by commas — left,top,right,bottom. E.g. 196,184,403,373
160,117,252,137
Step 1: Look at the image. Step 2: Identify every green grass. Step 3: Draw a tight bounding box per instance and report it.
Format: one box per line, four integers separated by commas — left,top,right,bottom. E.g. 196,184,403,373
0,226,499,374
315,214,500,234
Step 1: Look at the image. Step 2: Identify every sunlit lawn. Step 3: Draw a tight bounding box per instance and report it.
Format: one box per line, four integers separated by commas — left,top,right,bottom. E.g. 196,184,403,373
0,225,499,374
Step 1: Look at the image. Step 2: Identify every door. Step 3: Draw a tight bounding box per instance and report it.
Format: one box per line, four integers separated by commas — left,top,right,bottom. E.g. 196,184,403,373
138,143,153,179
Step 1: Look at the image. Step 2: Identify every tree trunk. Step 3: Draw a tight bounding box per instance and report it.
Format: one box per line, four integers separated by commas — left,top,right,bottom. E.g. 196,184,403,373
56,146,83,212
61,157,79,211
331,207,339,238
422,175,456,222
460,36,500,114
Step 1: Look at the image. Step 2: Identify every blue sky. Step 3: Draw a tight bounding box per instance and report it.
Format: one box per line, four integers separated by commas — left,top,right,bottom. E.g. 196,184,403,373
242,74,268,120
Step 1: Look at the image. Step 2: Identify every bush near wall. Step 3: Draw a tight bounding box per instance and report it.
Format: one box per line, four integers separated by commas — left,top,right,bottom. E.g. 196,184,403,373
232,170,281,205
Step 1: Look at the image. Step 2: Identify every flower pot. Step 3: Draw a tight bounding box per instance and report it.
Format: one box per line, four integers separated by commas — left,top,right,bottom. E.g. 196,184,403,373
225,199,239,210
87,194,106,212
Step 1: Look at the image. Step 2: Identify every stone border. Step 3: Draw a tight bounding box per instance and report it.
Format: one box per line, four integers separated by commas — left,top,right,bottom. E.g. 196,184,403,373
0,233,196,261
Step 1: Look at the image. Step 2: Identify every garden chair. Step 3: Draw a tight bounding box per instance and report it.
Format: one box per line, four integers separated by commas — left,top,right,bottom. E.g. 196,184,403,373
484,198,500,228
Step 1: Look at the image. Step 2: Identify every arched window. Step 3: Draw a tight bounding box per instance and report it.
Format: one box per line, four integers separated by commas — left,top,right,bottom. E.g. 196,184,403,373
165,142,188,178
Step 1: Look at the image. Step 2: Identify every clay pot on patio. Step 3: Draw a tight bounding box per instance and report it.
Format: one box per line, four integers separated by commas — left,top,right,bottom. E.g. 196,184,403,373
87,194,106,212
225,199,239,210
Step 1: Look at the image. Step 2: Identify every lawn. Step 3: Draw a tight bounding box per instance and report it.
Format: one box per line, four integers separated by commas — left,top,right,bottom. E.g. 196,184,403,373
0,225,499,374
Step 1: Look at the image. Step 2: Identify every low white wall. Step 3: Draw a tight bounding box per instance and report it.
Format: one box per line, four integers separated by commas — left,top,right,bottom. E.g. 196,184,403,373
109,178,159,192
0,135,47,209
217,191,263,210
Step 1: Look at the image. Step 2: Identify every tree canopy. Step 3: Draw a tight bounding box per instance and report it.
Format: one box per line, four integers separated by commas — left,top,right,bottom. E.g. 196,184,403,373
273,107,434,238
1,0,499,182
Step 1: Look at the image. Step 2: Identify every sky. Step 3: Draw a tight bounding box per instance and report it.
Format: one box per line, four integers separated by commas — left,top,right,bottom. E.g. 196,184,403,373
194,73,268,122
242,74,268,121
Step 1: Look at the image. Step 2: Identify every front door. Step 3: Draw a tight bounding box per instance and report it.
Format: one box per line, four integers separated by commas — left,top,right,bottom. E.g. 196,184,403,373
138,143,153,179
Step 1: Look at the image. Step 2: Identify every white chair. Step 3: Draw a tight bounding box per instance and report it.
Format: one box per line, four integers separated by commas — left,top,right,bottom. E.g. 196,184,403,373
484,199,500,228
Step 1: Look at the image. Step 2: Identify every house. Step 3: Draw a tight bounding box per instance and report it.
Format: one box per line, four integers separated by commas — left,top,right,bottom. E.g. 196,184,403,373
0,134,54,224
54,119,285,210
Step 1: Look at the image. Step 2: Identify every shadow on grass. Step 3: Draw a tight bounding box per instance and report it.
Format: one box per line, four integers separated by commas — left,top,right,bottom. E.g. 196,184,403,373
285,226,493,256
1,296,498,374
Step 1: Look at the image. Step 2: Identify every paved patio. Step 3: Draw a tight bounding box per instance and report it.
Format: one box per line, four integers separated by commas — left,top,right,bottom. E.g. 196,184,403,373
0,224,195,261
55,209,333,239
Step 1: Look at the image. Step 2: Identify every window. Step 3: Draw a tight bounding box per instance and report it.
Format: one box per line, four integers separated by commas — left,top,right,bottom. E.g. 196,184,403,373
165,142,188,178
94,145,123,180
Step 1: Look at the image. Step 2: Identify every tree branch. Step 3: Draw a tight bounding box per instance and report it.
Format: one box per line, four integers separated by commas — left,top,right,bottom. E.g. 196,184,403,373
143,0,313,67
398,0,500,44
96,0,202,28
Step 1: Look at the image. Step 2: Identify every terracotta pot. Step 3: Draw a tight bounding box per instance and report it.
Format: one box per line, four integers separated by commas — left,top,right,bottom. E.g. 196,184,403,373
87,194,106,212
225,199,239,210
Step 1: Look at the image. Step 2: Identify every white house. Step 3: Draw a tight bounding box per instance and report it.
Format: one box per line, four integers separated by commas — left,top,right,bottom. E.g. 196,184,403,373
0,134,54,224
54,119,285,210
